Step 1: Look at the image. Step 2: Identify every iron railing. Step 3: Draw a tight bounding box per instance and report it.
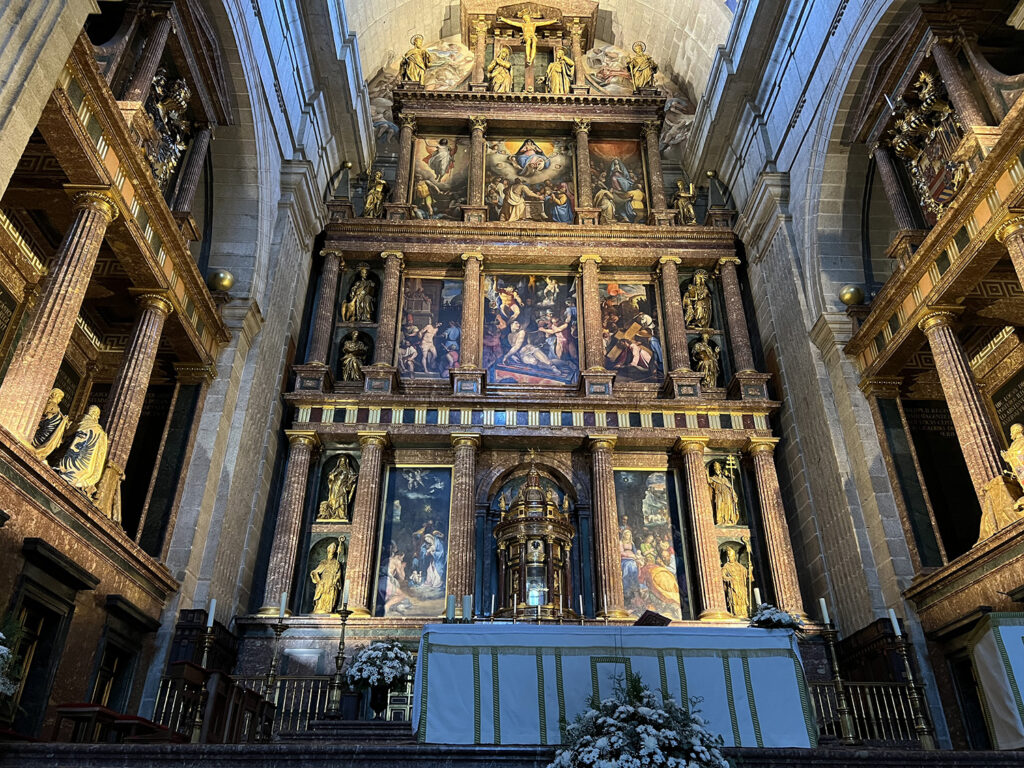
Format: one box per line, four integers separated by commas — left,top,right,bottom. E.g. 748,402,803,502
810,680,925,745
235,676,332,733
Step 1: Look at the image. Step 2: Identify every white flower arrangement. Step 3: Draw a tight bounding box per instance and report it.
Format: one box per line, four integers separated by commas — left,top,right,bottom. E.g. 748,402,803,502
0,632,17,698
749,603,804,630
346,640,414,690
550,673,729,768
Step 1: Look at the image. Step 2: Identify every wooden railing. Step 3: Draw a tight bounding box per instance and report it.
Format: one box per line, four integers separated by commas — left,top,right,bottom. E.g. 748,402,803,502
810,681,926,745
235,676,332,733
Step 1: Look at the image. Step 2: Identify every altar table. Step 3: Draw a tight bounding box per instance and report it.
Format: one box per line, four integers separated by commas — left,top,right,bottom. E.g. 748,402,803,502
412,624,816,747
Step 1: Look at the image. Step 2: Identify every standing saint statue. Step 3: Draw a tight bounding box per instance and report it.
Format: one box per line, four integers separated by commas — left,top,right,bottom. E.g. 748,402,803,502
499,12,557,65
1002,423,1024,494
488,44,514,93
707,460,740,526
32,388,69,460
340,332,368,382
692,332,720,389
343,266,376,322
671,179,697,225
54,405,109,497
683,269,713,329
721,546,751,618
310,540,343,614
318,455,357,521
362,171,388,219
627,41,658,92
400,35,433,84
546,48,575,95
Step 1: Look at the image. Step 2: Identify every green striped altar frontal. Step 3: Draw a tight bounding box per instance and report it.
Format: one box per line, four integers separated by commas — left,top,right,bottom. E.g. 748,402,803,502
968,612,1024,749
413,624,816,747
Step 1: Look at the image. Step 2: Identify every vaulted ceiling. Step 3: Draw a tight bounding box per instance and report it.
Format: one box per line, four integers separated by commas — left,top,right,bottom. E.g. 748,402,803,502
343,0,735,100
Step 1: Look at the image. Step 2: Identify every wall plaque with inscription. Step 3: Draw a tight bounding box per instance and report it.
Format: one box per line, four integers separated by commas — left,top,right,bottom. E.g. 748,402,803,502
993,368,1024,439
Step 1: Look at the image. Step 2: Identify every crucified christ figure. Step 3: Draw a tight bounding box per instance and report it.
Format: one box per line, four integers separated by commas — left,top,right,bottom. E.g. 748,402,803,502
499,12,557,65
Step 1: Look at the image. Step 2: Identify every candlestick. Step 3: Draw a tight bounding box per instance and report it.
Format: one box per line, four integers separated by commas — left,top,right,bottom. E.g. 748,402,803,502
325,605,355,718
279,591,288,619
343,581,350,607
894,632,936,749
818,597,830,626
888,608,902,637
206,598,216,629
753,588,761,607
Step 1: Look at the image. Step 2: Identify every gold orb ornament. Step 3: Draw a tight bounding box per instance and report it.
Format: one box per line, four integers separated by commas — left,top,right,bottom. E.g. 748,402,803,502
838,284,864,306
207,269,235,292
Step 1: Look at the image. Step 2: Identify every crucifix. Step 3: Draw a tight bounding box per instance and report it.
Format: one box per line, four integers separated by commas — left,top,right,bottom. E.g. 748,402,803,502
495,11,563,93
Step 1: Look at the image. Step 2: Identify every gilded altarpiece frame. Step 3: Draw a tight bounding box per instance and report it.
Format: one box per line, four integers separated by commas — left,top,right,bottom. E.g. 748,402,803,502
598,276,664,385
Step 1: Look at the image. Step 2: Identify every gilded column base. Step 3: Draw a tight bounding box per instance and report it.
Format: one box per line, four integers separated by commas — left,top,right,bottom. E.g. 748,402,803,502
575,208,601,226
384,203,413,221
362,365,398,395
662,370,702,399
699,610,734,621
292,363,333,393
257,606,294,617
451,366,485,395
599,609,631,619
468,82,489,93
581,368,615,397
461,205,488,224
729,371,771,400
648,209,677,227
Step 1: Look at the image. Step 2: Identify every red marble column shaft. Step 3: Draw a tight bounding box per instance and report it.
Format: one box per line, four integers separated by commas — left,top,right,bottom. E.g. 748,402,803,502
658,255,690,372
373,251,404,366
0,189,118,441
579,254,603,370
931,39,987,128
717,256,756,373
918,311,1004,498
172,125,212,215
748,439,804,616
997,217,1024,291
569,23,586,87
392,115,416,204
471,18,488,85
642,121,667,210
306,249,344,364
468,118,487,206
680,439,730,619
460,252,483,368
261,431,319,613
590,436,626,617
574,120,593,208
123,11,173,103
448,433,481,603
871,145,918,232
347,432,389,615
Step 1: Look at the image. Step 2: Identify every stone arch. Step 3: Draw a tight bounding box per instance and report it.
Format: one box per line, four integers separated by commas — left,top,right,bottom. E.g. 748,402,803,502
475,453,591,509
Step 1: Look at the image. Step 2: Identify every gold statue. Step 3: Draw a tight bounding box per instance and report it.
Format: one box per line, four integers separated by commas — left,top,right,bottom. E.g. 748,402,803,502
671,179,697,225
318,455,357,522
310,540,344,614
488,44,514,93
707,460,739,526
54,405,109,496
1003,424,1024,491
340,332,368,382
32,388,69,460
400,35,433,84
683,269,713,329
342,266,376,322
692,332,720,389
545,48,574,94
499,12,557,65
362,171,388,218
627,41,657,92
721,546,751,618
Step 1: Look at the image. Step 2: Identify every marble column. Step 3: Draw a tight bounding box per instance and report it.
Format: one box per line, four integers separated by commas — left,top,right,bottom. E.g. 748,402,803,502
918,310,1015,514
590,436,627,617
123,10,173,103
574,119,593,209
658,255,690,372
448,433,481,604
642,120,667,211
747,438,804,617
467,117,487,206
94,292,175,521
260,431,320,614
172,124,212,215
346,431,389,616
470,18,489,87
717,255,755,373
871,144,918,232
679,439,730,620
569,22,587,90
996,216,1024,290
305,249,344,365
372,251,404,367
0,188,118,442
579,254,603,370
392,115,416,204
931,39,987,128
460,252,483,368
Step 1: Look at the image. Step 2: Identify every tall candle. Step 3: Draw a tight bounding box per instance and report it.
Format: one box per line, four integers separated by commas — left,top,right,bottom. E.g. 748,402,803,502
491,594,496,616
279,591,288,619
579,595,584,616
513,593,517,616
888,608,902,637
342,582,350,607
818,597,830,626
753,588,761,607
207,598,216,628
446,595,456,621
463,594,473,620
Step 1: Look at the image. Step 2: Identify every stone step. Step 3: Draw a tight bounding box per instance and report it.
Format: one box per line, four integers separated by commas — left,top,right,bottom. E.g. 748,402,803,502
278,719,416,743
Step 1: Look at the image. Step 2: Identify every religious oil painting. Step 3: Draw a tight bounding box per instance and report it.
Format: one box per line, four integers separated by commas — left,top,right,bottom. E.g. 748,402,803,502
410,136,472,219
398,277,463,379
482,273,579,387
600,282,663,383
589,139,647,223
484,138,576,222
613,470,688,620
375,466,453,617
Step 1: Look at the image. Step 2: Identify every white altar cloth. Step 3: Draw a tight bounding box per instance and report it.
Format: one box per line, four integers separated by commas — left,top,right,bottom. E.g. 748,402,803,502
969,613,1024,749
412,624,816,747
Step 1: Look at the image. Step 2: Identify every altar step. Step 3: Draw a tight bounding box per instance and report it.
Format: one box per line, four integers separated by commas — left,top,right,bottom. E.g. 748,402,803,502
2,743,1022,768
278,719,417,743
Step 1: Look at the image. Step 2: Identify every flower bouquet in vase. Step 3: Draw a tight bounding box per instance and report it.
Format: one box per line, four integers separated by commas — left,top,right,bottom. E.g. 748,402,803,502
345,640,414,719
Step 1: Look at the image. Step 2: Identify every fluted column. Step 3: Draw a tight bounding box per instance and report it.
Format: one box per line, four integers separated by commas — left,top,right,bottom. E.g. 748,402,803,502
918,310,1006,499
996,216,1024,291
658,255,690,372
871,144,918,232
392,115,416,204
448,433,481,603
260,431,320,613
373,251,404,366
574,120,593,209
717,255,755,373
123,10,173,103
747,438,804,617
679,439,730,620
470,18,488,86
931,39,987,128
172,125,212,215
590,436,626,617
460,252,483,368
642,121,667,210
0,189,118,442
579,254,603,370
94,292,175,521
569,22,586,88
347,432,389,616
468,117,487,206
306,249,344,365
